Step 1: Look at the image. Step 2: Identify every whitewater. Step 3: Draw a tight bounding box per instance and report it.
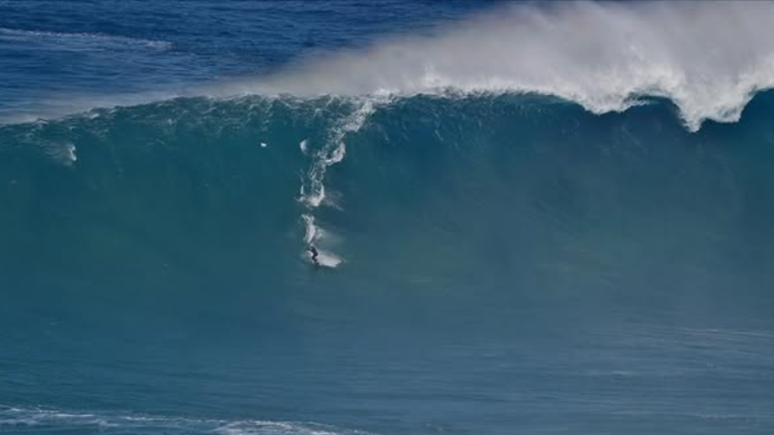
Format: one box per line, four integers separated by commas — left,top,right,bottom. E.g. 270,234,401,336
6,1,774,131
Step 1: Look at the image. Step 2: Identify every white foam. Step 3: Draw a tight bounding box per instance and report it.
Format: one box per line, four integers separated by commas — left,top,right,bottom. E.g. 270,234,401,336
210,1,774,131
0,26,172,50
6,3,774,131
315,251,342,268
302,214,318,245
0,406,371,435
66,143,77,163
299,97,384,208
39,142,78,167
301,214,343,268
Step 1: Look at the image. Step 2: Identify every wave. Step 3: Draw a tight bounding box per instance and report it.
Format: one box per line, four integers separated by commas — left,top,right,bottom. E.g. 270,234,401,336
209,1,774,132
4,2,774,131
0,95,378,266
3,90,774,281
0,406,373,435
0,26,173,51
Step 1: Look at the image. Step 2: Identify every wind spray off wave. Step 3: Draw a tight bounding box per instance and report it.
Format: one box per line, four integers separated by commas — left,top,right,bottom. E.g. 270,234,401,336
214,1,774,131
5,1,774,132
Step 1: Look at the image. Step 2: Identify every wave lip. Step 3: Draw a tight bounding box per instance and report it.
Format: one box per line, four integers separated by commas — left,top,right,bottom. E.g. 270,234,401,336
209,1,774,131
4,2,774,132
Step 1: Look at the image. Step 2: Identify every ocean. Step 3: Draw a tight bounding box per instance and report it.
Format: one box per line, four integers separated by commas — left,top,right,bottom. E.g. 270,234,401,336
2,1,774,434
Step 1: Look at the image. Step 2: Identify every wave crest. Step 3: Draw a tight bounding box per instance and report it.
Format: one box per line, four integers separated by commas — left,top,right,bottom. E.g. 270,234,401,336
212,1,774,131
5,2,774,131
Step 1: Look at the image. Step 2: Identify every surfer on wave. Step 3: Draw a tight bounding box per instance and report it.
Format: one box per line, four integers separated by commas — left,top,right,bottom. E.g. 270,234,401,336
308,245,320,266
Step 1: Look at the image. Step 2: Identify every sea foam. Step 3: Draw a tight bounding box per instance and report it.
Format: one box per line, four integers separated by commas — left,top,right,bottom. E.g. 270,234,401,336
213,1,774,131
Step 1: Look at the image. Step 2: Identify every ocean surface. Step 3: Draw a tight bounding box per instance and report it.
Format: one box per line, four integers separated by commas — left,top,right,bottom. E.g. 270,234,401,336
2,1,774,434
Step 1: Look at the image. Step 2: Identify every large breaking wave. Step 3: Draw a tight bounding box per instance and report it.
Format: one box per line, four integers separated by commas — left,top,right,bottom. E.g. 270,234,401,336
6,1,774,131
2,0,774,288
3,89,774,290
5,4,774,435
224,0,774,131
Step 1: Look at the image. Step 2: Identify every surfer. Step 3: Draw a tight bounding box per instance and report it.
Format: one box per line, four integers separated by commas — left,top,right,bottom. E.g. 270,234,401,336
308,245,320,266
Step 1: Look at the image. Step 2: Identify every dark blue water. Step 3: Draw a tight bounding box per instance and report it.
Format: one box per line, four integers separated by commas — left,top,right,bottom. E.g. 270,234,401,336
2,2,774,435
0,0,489,122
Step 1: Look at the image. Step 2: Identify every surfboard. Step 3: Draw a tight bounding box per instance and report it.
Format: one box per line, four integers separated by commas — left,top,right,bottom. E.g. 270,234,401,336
308,250,341,268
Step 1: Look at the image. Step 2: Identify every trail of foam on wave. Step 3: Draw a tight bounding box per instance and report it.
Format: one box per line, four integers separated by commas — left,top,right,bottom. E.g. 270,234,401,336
297,97,386,265
299,97,385,208
0,406,375,435
210,1,774,131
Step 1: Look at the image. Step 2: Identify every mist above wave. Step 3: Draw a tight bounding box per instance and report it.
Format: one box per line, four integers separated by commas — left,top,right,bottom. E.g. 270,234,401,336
5,2,774,131
214,1,774,131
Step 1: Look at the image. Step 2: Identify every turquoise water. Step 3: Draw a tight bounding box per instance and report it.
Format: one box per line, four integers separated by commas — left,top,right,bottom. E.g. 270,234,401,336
2,2,774,435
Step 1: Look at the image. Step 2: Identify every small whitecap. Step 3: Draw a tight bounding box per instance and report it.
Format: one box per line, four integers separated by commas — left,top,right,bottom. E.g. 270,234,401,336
67,144,77,163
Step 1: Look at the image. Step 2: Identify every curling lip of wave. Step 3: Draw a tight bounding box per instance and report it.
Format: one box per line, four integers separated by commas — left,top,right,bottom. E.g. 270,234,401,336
209,0,774,131
4,1,774,131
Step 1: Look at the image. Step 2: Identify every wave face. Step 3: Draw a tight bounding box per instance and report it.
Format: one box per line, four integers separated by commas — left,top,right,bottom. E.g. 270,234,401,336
4,92,774,435
3,92,774,302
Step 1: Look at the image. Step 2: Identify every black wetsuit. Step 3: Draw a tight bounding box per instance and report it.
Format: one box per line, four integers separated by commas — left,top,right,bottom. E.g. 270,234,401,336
309,246,320,265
